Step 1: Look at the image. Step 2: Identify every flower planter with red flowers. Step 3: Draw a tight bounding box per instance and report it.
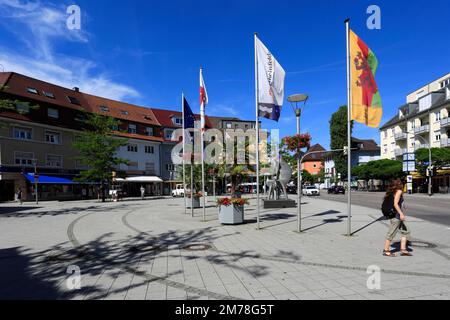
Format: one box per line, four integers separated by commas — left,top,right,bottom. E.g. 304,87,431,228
216,198,249,225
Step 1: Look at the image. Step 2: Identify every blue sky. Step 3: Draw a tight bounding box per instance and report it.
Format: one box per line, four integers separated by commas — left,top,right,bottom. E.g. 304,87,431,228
1,0,450,149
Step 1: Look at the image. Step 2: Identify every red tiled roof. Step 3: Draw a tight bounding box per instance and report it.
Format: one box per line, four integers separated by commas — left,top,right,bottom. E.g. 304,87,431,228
0,72,89,112
151,108,213,129
114,132,164,143
82,93,161,127
303,143,327,162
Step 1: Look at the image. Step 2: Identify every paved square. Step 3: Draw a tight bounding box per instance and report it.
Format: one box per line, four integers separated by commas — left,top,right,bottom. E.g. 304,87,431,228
1,195,449,300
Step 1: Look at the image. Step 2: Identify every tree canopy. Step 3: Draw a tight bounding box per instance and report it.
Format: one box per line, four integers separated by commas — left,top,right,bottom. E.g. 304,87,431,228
72,113,128,201
352,159,405,182
329,105,353,179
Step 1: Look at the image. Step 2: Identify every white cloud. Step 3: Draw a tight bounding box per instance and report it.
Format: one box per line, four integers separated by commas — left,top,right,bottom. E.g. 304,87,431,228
0,0,140,101
0,50,139,101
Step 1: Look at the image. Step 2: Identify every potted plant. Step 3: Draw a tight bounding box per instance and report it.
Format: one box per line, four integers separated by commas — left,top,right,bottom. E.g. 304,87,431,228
217,197,249,225
187,191,203,209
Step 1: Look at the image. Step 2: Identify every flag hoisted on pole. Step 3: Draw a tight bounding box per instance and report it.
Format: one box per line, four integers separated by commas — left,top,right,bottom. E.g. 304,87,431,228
200,67,208,222
254,33,286,230
182,93,187,215
345,19,383,236
183,97,196,217
345,19,352,237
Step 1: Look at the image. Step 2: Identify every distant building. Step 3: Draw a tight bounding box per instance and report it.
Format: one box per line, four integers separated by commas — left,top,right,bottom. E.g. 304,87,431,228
323,138,381,189
380,72,450,193
302,144,326,175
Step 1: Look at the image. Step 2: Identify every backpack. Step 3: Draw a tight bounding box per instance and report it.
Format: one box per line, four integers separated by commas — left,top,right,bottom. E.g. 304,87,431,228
381,194,397,219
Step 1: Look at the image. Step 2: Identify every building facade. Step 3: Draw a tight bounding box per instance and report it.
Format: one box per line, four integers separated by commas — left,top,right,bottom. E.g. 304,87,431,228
380,73,450,193
0,72,165,201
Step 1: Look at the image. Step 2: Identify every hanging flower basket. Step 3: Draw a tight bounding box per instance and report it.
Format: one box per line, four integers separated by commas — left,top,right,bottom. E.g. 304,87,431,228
282,134,311,158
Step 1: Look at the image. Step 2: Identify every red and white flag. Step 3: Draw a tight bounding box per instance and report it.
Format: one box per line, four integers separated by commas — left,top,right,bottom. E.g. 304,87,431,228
200,68,208,131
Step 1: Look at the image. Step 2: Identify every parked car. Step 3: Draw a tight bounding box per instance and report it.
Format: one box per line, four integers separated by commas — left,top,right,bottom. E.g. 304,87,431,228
171,184,185,197
327,186,346,195
286,184,298,194
302,186,320,196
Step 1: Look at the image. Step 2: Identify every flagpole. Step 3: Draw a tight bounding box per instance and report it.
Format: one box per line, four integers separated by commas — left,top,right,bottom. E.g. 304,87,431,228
200,67,206,222
345,18,352,237
254,32,261,230
182,92,187,215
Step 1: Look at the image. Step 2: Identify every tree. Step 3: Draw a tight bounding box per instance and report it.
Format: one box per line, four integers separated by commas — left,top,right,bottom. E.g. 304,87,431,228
416,148,450,175
72,113,128,202
330,106,353,179
353,159,405,189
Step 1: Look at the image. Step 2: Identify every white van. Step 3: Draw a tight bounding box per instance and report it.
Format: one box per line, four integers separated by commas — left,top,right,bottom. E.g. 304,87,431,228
171,184,185,197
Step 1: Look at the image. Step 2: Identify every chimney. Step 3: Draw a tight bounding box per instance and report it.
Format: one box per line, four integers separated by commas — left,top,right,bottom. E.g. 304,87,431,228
73,87,80,92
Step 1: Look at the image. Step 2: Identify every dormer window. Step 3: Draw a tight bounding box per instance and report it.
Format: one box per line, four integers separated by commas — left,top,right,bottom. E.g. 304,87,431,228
67,96,81,105
43,91,55,99
144,115,152,121
99,106,110,112
27,87,38,95
440,78,450,88
121,110,129,116
173,117,182,125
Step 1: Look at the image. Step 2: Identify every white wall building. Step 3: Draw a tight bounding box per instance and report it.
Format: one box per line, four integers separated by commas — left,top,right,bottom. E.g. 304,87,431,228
380,74,450,161
116,138,161,177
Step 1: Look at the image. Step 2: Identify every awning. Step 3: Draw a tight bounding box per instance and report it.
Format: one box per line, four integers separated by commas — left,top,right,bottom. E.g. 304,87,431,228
23,173,74,185
125,176,163,183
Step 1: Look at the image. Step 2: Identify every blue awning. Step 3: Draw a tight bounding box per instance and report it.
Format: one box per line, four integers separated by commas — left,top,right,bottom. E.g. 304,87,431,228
23,173,74,185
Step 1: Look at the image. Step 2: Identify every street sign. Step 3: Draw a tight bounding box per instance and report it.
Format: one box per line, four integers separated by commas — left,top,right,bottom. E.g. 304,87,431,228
407,175,413,183
403,153,415,162
403,162,416,172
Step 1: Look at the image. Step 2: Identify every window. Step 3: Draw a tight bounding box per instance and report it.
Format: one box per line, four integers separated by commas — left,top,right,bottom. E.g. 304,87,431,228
27,87,38,94
99,106,110,112
128,124,137,134
67,96,81,105
440,78,450,88
145,127,154,136
121,110,129,115
145,146,154,154
75,113,86,122
165,129,174,140
47,107,59,119
166,164,175,171
173,117,182,125
16,103,30,113
145,162,155,173
14,152,34,166
144,115,152,121
43,91,55,99
45,131,61,144
13,127,32,140
435,131,441,142
46,155,63,168
128,162,138,170
127,144,138,152
435,112,441,122
226,123,232,129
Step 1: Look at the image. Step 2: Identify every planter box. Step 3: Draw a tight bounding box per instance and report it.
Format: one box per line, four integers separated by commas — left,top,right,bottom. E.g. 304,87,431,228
218,204,244,225
187,197,201,209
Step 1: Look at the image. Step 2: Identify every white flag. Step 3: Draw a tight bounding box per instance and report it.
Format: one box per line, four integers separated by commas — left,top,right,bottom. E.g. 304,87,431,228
256,36,286,122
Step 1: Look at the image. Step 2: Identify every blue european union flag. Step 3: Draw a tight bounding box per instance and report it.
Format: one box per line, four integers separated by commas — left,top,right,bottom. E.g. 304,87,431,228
183,98,196,129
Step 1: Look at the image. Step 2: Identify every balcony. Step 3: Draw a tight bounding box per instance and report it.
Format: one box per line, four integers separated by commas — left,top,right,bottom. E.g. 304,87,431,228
415,143,430,150
442,139,450,148
441,117,450,128
394,148,407,157
414,125,430,135
394,132,408,141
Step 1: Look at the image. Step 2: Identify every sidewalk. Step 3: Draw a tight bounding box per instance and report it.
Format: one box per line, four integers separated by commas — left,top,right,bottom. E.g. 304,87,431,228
0,196,449,300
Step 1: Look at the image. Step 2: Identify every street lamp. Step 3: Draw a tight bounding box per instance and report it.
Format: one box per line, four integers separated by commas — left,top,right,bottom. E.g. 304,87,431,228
31,159,38,204
288,94,309,233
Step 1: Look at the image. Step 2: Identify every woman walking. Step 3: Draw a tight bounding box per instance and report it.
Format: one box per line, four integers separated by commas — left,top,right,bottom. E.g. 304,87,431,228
383,179,413,257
